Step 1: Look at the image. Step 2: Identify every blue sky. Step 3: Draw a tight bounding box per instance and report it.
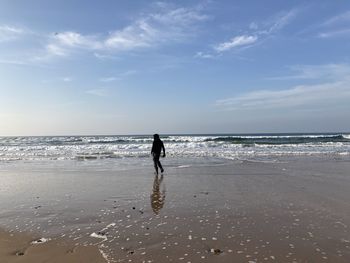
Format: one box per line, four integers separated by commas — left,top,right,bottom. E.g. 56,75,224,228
1,0,350,135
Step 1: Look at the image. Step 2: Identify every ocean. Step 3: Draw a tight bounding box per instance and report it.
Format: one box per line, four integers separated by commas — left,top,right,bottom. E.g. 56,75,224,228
0,133,349,163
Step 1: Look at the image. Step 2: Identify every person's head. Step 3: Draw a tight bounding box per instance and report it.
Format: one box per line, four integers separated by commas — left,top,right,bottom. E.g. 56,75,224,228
153,134,160,140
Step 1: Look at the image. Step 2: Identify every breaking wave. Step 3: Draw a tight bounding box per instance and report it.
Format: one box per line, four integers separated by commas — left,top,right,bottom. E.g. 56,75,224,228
0,133,349,161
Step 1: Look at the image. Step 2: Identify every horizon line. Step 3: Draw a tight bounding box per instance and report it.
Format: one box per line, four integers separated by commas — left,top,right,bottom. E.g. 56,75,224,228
0,131,349,138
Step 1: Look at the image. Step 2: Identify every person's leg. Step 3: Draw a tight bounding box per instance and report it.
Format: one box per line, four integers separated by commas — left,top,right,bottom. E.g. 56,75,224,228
157,159,164,173
153,155,159,174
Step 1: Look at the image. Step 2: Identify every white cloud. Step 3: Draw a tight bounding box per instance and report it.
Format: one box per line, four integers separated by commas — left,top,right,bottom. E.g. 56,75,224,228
46,43,69,57
0,59,28,65
195,51,216,59
99,70,137,82
46,32,102,56
214,35,258,52
268,64,350,80
0,25,25,42
54,31,102,49
318,28,350,38
46,5,208,57
105,7,207,50
317,10,350,39
86,88,109,97
323,10,350,26
104,21,156,50
62,77,72,82
93,52,120,60
213,9,298,54
262,9,298,34
216,64,350,111
216,81,350,111
100,77,118,82
151,6,208,25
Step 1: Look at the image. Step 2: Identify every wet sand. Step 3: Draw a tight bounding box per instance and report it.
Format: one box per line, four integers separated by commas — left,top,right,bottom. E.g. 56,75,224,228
0,157,350,262
0,229,106,263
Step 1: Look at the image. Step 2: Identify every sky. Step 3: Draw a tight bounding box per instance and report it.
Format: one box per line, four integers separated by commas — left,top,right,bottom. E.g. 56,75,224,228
1,0,350,135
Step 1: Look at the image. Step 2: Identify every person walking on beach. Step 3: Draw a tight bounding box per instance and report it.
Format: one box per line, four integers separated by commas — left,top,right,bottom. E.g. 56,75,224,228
151,134,166,174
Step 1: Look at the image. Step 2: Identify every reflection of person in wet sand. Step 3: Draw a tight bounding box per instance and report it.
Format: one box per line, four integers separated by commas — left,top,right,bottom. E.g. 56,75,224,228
151,174,166,215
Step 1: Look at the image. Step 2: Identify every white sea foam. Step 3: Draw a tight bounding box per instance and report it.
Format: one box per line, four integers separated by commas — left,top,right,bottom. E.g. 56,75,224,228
31,237,51,244
0,134,349,162
98,246,112,263
101,223,116,231
177,165,191,168
90,232,108,241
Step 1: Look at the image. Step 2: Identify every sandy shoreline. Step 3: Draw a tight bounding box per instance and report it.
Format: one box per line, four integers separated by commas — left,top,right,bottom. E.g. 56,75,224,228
1,156,350,262
0,228,107,263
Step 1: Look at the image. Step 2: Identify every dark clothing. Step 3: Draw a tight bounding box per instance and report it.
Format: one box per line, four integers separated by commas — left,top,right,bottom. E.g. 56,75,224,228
151,139,165,174
151,139,165,155
153,153,163,173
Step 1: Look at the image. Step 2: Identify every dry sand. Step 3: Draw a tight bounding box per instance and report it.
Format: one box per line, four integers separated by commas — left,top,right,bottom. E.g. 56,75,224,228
0,157,350,262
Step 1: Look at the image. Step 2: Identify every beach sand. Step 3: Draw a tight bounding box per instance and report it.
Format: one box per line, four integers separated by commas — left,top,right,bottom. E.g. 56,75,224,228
0,229,106,263
0,156,350,262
